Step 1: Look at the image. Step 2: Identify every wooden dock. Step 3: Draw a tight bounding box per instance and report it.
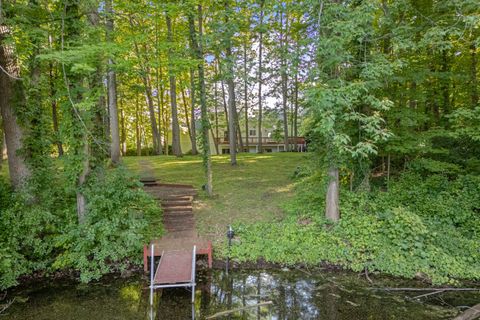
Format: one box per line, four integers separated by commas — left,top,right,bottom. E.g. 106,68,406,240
141,177,212,304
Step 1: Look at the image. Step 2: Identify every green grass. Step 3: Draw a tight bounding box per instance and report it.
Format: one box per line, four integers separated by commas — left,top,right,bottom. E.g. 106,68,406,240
123,153,305,242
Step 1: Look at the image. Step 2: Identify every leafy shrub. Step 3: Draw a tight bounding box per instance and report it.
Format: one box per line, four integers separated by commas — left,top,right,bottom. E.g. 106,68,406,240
0,167,162,288
228,172,480,284
53,167,162,282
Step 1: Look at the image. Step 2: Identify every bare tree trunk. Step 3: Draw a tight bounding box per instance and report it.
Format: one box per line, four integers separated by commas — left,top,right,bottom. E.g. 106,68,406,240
280,7,289,151
293,72,299,151
213,77,220,154
226,63,237,163
236,115,244,152
218,59,230,131
154,11,163,153
257,0,265,154
181,85,194,152
189,69,198,155
190,4,213,195
106,0,120,164
142,82,161,154
163,99,169,155
48,31,63,156
0,25,30,190
135,95,142,156
120,106,126,156
159,68,169,155
325,166,340,222
76,134,90,224
243,37,249,150
387,153,391,190
224,0,237,165
49,61,63,156
129,17,161,155
166,12,182,157
471,43,478,106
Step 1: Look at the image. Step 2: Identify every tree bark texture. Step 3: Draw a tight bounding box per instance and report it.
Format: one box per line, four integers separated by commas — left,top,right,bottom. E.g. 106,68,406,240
325,166,340,222
0,25,31,191
106,0,120,164
257,0,264,153
166,12,182,157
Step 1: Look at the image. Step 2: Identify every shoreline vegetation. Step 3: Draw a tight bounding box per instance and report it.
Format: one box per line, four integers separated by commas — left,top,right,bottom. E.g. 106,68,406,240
2,154,479,291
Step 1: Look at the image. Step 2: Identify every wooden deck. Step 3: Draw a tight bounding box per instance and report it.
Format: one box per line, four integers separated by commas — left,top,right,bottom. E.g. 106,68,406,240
154,250,193,285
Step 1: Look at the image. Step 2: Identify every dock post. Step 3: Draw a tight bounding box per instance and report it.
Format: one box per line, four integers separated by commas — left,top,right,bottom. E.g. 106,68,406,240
150,244,154,306
191,246,196,303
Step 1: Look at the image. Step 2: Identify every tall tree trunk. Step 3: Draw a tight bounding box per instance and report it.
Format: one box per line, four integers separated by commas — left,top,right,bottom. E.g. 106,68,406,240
76,134,90,224
0,25,31,191
129,16,161,155
224,0,237,164
190,4,213,195
441,49,450,121
243,37,249,150
142,80,161,155
325,166,340,222
236,113,244,151
159,66,169,154
106,0,120,164
257,0,264,153
49,61,63,156
189,69,198,155
220,78,229,131
155,71,163,149
120,106,126,155
67,2,93,222
135,95,142,156
154,10,163,152
280,7,289,151
87,7,108,164
293,72,299,151
217,59,230,131
163,91,169,155
166,12,182,157
471,43,478,106
213,76,220,154
181,85,194,151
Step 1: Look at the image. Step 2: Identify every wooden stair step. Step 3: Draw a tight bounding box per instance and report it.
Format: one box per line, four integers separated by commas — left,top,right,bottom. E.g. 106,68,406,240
163,208,193,212
162,201,192,206
162,205,193,210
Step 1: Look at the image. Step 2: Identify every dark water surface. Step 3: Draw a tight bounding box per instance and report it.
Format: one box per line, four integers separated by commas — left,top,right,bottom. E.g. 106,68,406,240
3,269,478,319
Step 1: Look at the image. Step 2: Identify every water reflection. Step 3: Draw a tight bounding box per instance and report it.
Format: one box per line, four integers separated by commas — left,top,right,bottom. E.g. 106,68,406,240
5,270,475,320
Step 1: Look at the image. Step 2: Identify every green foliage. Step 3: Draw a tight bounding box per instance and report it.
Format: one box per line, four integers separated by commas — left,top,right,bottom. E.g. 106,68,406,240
53,167,162,282
228,172,480,285
0,168,162,289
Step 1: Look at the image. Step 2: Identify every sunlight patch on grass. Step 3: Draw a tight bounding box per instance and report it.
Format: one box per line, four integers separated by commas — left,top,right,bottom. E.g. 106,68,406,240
124,152,307,242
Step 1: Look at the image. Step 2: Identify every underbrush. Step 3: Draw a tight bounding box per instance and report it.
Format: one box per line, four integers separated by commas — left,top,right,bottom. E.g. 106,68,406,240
228,172,480,285
0,167,162,289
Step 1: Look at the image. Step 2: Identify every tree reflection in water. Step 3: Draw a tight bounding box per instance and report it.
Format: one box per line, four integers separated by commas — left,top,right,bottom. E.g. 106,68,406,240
5,270,466,320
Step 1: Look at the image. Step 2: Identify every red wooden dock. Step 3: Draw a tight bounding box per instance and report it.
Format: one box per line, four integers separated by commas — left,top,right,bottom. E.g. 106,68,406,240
141,177,212,304
149,245,197,304
154,250,193,284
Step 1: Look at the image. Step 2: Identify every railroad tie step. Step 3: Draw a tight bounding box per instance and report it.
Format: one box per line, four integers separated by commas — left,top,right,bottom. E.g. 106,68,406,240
162,209,193,214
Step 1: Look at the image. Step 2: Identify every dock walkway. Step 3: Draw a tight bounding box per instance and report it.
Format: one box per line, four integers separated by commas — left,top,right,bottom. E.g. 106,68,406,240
140,175,212,304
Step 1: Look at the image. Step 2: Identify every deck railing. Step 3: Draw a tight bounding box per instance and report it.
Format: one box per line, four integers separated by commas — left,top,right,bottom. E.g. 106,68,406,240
215,137,305,145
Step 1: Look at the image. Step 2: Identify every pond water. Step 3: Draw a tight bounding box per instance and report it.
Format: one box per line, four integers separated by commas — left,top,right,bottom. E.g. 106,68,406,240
3,269,478,319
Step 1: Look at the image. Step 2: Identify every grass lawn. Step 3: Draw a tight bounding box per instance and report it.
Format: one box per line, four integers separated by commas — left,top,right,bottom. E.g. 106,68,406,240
123,153,306,242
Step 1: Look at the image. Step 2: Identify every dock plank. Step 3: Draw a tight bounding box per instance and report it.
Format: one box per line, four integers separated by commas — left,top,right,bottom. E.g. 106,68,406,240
154,250,193,284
